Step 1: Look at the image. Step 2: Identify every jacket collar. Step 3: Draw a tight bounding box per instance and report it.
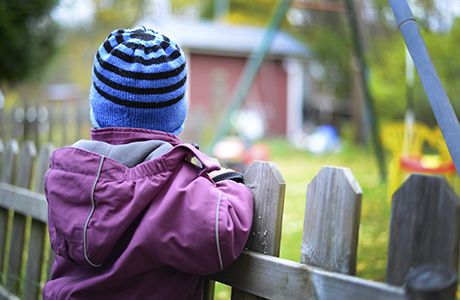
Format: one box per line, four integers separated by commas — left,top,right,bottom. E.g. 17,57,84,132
90,127,183,146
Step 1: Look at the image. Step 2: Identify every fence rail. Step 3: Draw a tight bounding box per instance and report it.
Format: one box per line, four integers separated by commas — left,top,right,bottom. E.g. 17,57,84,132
0,139,457,300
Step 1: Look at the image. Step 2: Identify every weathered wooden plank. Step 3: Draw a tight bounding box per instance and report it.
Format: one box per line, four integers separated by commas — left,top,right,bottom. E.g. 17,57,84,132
6,215,26,294
46,248,55,282
15,141,36,189
0,207,8,286
204,161,286,300
34,143,53,194
0,139,19,284
1,139,19,184
0,284,21,300
23,220,46,300
203,279,216,300
0,183,47,223
0,138,4,172
405,264,457,300
210,250,406,300
243,161,286,256
386,174,460,286
301,166,362,275
231,161,286,300
7,141,36,294
23,143,54,299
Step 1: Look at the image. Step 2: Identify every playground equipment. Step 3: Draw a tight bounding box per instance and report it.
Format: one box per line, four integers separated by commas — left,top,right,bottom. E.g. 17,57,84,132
388,0,460,179
207,0,460,193
207,0,387,181
381,121,456,202
212,136,271,173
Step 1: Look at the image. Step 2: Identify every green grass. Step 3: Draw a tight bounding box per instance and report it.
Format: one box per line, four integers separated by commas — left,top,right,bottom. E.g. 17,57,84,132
266,139,390,281
214,138,391,299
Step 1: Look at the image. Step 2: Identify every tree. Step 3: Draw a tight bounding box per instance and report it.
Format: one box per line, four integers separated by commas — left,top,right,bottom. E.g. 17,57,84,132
0,0,60,84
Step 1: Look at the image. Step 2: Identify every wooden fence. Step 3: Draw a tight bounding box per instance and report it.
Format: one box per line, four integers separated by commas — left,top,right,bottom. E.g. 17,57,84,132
0,103,91,150
0,139,458,299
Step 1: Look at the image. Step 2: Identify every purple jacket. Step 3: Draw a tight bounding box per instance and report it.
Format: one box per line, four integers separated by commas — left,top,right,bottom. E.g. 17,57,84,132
43,127,254,300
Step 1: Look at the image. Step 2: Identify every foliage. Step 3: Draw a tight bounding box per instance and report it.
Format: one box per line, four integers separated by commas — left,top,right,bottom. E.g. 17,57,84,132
283,0,460,126
171,0,206,18
92,0,148,29
44,0,151,91
368,33,407,121
0,0,59,84
291,20,353,101
201,0,281,26
423,18,460,120
364,0,460,125
12,0,459,129
367,14,460,125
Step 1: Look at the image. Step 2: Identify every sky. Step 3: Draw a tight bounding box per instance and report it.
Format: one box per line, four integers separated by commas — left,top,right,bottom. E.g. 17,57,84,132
409,0,460,31
51,0,95,28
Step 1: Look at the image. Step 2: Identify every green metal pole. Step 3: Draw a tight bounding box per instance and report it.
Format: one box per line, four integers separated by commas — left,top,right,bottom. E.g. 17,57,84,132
205,0,292,154
344,0,387,182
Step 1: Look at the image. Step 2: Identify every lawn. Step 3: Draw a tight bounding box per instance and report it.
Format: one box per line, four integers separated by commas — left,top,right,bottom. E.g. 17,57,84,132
267,138,390,280
214,138,391,299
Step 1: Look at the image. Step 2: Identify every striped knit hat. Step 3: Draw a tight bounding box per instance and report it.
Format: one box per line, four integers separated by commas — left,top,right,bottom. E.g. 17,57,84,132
89,26,187,135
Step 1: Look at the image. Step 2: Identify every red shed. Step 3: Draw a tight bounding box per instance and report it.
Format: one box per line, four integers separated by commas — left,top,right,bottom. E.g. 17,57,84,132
140,19,311,142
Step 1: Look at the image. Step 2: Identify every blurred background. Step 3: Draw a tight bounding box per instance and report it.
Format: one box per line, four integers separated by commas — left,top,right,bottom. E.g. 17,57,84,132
1,0,459,151
1,0,460,298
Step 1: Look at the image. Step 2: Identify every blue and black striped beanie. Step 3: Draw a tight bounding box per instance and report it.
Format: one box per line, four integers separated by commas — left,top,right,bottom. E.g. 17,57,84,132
89,26,188,135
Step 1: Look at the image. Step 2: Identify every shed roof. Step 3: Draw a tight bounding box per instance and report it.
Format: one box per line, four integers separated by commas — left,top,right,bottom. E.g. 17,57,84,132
138,18,311,59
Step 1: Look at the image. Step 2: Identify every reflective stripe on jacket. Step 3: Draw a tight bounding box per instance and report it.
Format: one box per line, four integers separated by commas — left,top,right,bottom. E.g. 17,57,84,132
43,127,254,300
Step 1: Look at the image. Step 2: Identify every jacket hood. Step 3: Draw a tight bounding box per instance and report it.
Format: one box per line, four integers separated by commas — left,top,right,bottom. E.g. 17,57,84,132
72,139,174,168
45,140,220,269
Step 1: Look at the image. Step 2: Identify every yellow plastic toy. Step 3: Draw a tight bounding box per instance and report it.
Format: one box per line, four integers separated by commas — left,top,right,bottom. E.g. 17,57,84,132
380,121,456,203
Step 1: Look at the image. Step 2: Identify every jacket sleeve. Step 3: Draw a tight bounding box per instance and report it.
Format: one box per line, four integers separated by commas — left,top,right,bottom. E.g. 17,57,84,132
213,180,254,270
142,168,254,276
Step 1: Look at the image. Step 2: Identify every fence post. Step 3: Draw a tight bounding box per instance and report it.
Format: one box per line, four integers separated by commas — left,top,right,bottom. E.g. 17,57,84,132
405,264,457,300
386,174,460,286
301,166,362,275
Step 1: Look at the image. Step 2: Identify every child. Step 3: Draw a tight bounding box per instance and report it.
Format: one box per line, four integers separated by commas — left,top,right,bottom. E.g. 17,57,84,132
43,26,254,300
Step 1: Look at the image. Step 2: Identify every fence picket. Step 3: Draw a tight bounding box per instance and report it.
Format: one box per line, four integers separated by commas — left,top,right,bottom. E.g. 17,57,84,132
6,141,36,295
243,161,286,256
0,140,19,284
0,139,4,172
0,136,458,299
15,141,36,189
301,166,362,275
386,174,460,286
24,143,54,299
23,221,45,300
233,161,285,300
1,140,19,185
34,143,53,195
204,161,286,300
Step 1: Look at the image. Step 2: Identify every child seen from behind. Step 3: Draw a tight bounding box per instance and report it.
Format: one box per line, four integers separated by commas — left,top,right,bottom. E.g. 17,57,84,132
43,26,254,300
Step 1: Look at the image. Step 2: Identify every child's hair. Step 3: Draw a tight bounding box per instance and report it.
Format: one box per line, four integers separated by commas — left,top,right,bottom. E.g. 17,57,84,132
89,26,188,135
